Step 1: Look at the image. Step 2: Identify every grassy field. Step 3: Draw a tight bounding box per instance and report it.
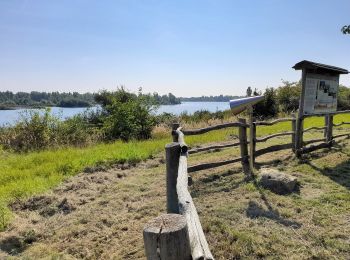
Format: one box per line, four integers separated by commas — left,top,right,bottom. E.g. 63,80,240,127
2,128,349,259
0,113,349,230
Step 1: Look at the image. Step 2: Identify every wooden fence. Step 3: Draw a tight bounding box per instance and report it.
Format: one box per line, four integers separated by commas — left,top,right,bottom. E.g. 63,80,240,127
143,111,350,260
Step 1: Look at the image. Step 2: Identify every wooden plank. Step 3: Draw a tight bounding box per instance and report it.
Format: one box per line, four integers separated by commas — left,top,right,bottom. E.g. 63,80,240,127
303,126,327,133
182,121,248,135
188,141,241,154
187,157,243,173
303,137,325,145
254,117,294,126
254,143,293,157
255,132,294,143
300,141,332,154
177,155,214,260
333,133,350,139
303,110,350,118
333,121,350,127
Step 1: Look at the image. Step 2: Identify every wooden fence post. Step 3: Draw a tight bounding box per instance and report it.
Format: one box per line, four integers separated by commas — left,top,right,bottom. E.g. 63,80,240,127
291,114,296,152
238,118,249,174
172,122,180,142
295,113,304,157
251,115,256,166
143,214,191,260
326,114,333,144
166,142,181,214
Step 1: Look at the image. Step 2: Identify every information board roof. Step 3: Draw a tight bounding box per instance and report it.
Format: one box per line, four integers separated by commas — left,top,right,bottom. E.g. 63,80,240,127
293,60,348,74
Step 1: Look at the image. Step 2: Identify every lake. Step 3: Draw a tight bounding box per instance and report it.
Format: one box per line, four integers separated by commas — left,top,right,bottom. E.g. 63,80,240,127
0,102,230,126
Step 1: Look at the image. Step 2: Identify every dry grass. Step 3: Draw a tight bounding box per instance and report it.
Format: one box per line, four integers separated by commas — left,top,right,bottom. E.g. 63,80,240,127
0,130,349,259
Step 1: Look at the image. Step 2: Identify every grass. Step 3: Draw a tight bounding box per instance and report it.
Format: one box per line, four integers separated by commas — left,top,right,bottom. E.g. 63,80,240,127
0,115,349,259
189,139,350,259
0,113,349,230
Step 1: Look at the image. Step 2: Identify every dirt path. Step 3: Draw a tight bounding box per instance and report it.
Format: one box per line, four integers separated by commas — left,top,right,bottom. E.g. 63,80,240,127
0,156,167,259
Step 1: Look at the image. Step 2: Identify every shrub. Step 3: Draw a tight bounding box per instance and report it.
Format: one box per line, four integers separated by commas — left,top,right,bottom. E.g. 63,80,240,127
253,88,279,119
95,87,158,141
0,108,102,152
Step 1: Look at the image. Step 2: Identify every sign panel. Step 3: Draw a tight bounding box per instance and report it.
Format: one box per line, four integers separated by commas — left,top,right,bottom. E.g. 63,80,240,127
303,73,339,115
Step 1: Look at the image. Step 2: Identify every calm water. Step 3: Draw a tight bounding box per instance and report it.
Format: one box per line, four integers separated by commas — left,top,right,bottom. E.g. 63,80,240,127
0,102,229,126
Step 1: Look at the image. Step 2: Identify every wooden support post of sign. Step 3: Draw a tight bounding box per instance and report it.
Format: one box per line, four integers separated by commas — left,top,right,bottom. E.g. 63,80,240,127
295,69,307,157
325,114,334,143
324,116,328,139
248,106,255,173
165,142,181,214
291,114,296,152
238,118,249,175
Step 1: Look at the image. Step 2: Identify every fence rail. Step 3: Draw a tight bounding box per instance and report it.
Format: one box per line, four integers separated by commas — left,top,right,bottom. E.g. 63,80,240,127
144,110,350,259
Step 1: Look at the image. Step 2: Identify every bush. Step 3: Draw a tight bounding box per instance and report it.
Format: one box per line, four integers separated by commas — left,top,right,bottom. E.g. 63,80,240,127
0,108,102,152
95,87,158,141
253,88,279,119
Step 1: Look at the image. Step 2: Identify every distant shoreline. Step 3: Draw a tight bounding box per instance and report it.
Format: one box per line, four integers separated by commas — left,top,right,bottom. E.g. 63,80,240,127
0,105,93,110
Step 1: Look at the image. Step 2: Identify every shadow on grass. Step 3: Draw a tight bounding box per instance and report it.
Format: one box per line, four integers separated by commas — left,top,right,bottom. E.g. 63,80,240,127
190,168,245,198
246,178,301,229
301,142,350,190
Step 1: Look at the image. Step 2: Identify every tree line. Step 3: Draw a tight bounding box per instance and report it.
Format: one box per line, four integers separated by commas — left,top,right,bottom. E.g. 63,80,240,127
180,95,241,102
0,90,181,109
0,91,95,109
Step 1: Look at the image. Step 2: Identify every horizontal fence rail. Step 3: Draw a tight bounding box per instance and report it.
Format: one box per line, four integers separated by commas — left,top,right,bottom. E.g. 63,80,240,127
303,126,327,133
303,137,326,145
254,143,293,157
188,157,243,173
181,122,248,135
333,121,350,127
254,118,294,126
303,109,350,118
255,132,294,143
188,141,242,154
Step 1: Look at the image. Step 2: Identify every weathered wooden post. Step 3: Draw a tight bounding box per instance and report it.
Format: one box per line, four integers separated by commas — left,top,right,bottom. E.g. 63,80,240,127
143,214,191,260
248,107,255,172
166,142,180,214
325,114,334,144
172,122,180,142
166,124,181,214
291,114,296,152
238,118,249,174
294,69,306,157
250,115,256,166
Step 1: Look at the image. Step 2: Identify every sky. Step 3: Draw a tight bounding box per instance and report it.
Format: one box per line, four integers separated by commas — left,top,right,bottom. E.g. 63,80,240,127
0,0,349,97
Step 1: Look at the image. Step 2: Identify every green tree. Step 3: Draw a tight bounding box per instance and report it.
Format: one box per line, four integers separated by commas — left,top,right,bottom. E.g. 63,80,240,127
253,88,278,118
95,87,158,141
276,80,301,113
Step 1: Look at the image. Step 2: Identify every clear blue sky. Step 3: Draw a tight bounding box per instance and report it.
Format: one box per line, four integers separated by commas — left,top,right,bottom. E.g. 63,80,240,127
0,0,349,96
